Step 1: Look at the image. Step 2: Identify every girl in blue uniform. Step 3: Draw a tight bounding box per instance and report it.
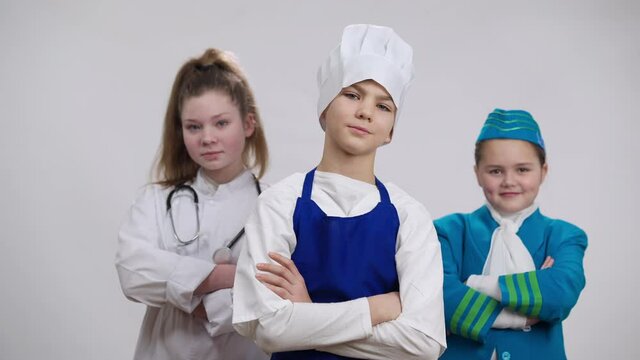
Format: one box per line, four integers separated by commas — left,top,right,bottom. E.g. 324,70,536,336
435,109,588,360
232,24,446,360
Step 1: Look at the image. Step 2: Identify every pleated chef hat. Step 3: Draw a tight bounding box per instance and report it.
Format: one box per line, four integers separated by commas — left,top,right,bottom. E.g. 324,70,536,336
317,24,415,128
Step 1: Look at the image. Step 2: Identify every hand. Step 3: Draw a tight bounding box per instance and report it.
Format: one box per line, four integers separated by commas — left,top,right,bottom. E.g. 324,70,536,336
256,252,312,303
192,302,208,320
194,264,237,295
525,317,540,326
541,256,554,270
367,292,401,326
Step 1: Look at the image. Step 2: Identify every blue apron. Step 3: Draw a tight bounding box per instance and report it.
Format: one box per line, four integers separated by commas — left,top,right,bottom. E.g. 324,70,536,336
271,169,400,360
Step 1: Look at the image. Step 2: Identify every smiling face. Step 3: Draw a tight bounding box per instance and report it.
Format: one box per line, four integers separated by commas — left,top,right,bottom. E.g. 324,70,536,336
181,90,255,183
321,79,396,158
474,139,548,215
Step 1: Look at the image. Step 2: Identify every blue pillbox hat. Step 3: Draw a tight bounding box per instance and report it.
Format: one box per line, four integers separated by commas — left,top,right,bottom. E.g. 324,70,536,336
476,109,545,150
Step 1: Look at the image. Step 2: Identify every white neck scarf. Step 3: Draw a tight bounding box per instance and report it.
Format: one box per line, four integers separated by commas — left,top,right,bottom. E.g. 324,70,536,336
482,203,538,276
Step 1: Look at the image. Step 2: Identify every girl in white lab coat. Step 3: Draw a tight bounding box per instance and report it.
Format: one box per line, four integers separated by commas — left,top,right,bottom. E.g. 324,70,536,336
115,48,269,360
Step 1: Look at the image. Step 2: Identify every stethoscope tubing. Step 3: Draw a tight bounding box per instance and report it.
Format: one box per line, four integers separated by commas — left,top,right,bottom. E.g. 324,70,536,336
167,184,201,245
166,175,262,248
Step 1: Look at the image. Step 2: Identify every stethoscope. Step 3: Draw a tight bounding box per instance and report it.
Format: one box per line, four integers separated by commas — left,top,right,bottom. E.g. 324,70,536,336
166,175,262,264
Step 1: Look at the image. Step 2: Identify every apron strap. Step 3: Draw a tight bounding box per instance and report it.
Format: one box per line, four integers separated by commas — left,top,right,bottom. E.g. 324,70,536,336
375,178,391,204
301,168,316,200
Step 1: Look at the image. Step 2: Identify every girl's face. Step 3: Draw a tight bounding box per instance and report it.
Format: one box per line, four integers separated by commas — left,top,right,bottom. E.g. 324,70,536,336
181,90,254,183
474,139,548,215
321,80,396,157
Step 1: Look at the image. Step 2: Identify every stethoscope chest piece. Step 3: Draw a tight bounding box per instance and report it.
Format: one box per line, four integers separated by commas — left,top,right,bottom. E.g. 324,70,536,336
213,247,233,264
212,227,246,264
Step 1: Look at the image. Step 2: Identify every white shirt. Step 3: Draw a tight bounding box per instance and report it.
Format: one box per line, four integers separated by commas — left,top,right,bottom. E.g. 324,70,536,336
115,169,269,360
232,171,447,360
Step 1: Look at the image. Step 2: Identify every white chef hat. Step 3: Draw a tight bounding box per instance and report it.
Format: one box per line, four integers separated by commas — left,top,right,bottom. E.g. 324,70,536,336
317,24,415,126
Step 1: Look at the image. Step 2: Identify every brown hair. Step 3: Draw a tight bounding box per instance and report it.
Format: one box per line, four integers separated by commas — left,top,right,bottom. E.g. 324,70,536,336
475,140,546,166
153,48,268,187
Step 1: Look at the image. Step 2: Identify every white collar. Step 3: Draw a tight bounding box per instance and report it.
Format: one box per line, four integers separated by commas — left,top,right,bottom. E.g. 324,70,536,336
192,168,255,197
313,171,378,217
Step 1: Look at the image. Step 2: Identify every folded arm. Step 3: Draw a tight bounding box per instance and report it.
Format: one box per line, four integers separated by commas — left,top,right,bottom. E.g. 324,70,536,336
466,256,554,329
115,186,213,313
253,197,446,359
497,225,587,322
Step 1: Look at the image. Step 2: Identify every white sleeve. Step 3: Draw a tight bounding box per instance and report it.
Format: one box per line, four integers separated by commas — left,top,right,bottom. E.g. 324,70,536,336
232,176,374,353
492,309,528,329
201,289,234,337
317,188,446,359
316,322,442,360
115,186,214,313
237,299,373,354
466,274,501,300
466,274,528,329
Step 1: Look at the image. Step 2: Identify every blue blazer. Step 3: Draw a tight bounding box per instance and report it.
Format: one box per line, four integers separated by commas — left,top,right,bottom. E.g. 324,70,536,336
435,206,587,360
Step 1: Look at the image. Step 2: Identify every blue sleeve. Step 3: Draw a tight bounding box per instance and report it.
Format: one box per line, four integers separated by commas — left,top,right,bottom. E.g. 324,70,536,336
498,222,587,322
436,215,502,343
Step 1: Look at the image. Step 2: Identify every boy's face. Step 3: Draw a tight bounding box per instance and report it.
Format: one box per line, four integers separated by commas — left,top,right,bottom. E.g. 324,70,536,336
321,80,396,157
474,139,548,215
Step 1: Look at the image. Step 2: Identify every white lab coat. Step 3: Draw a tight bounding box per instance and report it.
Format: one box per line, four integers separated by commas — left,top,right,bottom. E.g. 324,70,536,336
233,171,447,359
116,169,269,360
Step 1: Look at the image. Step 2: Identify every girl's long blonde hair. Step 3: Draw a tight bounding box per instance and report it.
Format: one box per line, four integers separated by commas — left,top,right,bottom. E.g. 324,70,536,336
154,48,268,187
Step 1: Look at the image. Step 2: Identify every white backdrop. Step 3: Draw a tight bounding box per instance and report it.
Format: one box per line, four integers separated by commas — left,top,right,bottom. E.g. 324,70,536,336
1,0,638,359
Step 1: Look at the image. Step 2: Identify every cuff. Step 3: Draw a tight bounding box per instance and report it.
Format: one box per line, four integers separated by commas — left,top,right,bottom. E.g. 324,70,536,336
357,297,374,338
467,275,501,300
166,256,214,312
201,289,235,337
492,309,527,329
449,289,502,343
498,272,542,317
